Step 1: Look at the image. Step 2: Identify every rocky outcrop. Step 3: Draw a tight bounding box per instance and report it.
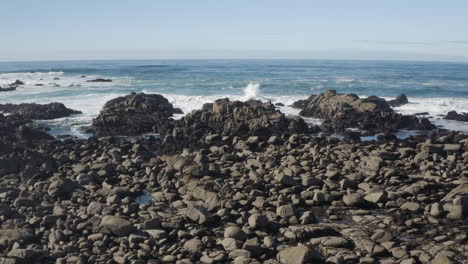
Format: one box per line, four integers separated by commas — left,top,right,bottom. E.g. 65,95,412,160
388,94,409,107
163,98,309,145
0,114,54,142
443,111,468,122
0,103,82,120
299,90,392,118
298,90,435,133
91,92,183,137
290,95,316,109
0,80,24,92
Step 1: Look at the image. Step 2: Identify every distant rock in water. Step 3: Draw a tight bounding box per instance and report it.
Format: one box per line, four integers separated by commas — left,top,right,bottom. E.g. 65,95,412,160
0,80,25,92
0,87,17,92
388,94,409,107
298,90,435,133
0,103,82,120
86,78,112,82
290,95,316,109
91,92,183,137
443,111,468,122
162,98,309,145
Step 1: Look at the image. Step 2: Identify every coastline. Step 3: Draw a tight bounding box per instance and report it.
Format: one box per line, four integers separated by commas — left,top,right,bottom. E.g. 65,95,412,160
0,90,467,263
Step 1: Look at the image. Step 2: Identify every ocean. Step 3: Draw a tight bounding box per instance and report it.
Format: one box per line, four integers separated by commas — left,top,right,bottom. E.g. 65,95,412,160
0,59,467,138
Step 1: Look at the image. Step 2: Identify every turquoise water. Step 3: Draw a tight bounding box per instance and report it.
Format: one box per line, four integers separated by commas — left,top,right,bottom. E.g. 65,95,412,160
0,59,467,136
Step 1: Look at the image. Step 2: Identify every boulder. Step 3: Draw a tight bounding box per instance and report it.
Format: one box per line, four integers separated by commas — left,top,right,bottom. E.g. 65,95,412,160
224,226,247,241
388,94,409,107
298,90,435,133
299,90,392,118
100,215,134,236
443,111,468,122
291,95,316,109
163,98,309,146
277,244,322,264
0,114,54,142
91,92,183,137
0,103,82,120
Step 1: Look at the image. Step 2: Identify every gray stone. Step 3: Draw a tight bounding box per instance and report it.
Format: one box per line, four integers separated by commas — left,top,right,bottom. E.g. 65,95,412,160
224,226,247,241
100,215,134,236
277,244,321,264
276,204,296,218
183,238,205,253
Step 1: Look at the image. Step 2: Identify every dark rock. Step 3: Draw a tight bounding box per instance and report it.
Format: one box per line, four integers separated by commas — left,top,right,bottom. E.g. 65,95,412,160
443,111,468,122
91,92,182,137
0,80,24,92
86,78,112,82
414,112,430,116
299,90,435,133
388,94,409,107
162,98,309,146
0,103,82,120
291,95,316,109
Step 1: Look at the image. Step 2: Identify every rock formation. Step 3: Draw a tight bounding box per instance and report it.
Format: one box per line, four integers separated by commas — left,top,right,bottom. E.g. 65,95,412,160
90,92,183,137
0,103,82,120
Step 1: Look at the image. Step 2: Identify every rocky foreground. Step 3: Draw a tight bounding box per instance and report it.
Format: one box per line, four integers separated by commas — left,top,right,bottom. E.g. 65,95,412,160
0,91,467,264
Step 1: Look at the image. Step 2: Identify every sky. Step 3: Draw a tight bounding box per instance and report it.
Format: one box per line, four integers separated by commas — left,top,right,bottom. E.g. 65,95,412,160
1,0,468,62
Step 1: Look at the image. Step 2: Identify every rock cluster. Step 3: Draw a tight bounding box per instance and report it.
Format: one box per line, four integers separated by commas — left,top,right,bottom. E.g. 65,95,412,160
0,117,466,263
0,103,82,120
0,113,54,143
443,111,468,122
90,92,183,137
0,80,24,92
296,90,435,133
161,98,310,146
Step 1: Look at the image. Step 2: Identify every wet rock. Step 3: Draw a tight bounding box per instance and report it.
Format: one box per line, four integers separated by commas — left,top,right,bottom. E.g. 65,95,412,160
91,92,182,137
443,111,468,122
291,95,316,109
388,94,409,107
162,98,309,147
299,90,435,133
86,78,112,82
0,80,24,92
0,103,82,120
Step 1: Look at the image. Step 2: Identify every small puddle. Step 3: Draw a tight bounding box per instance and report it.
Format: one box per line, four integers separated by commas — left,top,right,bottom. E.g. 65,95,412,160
396,236,413,242
135,190,152,204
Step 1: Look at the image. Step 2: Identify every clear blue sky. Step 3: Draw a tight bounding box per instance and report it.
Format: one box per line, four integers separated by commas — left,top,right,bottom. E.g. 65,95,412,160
2,0,468,62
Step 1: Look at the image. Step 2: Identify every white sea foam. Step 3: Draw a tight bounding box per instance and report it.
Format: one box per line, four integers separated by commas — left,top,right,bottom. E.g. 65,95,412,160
242,82,261,100
1,73,468,136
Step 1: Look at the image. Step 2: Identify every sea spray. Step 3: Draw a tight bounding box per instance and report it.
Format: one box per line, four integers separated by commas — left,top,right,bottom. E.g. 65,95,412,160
242,82,261,101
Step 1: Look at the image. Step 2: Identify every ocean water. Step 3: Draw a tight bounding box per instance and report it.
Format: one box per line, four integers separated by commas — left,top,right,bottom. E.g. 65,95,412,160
0,59,467,137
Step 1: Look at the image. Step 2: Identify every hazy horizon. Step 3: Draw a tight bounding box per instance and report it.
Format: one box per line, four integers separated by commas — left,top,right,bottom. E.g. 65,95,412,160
2,0,468,62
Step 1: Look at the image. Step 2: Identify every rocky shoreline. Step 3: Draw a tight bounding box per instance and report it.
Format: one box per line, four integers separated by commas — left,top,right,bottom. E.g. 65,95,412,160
0,91,467,264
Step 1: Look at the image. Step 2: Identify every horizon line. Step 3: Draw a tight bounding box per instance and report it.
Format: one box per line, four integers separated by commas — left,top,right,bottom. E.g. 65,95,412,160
1,57,468,64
